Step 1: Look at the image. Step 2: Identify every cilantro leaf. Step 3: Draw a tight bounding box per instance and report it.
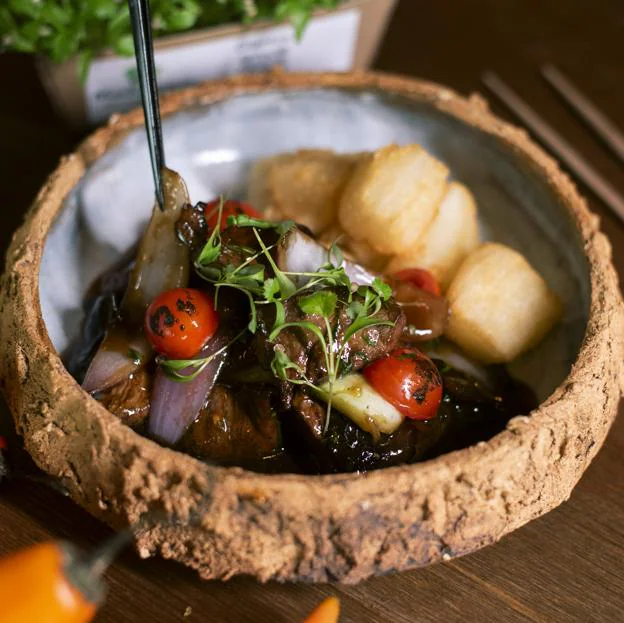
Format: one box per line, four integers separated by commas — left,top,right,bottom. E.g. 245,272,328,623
263,277,280,302
298,290,338,318
372,277,393,301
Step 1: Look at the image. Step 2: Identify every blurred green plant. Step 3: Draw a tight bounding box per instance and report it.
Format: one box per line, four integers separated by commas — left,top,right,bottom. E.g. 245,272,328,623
0,0,341,81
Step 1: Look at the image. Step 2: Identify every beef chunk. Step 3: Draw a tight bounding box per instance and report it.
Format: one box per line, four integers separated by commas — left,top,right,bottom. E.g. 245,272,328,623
217,226,263,270
96,367,152,429
284,392,447,473
176,203,277,269
179,385,281,466
255,287,405,384
292,391,325,439
176,202,208,253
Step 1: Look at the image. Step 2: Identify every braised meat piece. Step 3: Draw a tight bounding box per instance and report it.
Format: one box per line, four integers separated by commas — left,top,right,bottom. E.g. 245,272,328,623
96,367,152,429
292,391,325,439
176,203,277,269
284,391,447,473
179,384,281,466
176,202,207,253
283,361,537,473
217,226,265,270
254,287,405,385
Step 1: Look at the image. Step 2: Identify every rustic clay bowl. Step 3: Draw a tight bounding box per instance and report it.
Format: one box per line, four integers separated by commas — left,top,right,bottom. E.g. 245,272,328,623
1,72,623,584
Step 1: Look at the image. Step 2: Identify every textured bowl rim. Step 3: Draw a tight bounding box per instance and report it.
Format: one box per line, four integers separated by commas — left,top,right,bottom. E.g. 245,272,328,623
1,70,622,583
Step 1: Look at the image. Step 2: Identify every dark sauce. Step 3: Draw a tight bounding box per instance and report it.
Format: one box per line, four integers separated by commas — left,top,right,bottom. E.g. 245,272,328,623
68,263,537,475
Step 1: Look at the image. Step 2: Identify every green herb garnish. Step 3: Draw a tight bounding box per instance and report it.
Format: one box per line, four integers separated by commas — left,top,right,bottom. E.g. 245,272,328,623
158,329,245,382
269,280,394,432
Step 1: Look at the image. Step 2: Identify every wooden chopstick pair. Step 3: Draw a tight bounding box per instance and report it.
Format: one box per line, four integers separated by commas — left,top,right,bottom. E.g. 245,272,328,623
482,67,624,224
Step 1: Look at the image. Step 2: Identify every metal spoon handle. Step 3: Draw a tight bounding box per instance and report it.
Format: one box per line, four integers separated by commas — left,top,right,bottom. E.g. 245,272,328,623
128,0,165,210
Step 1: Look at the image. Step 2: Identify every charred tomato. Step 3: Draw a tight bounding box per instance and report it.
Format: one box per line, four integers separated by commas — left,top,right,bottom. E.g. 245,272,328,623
363,348,443,420
145,288,218,359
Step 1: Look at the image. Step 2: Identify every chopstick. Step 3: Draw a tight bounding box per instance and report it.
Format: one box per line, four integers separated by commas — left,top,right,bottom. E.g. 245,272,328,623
482,71,624,224
541,64,624,165
128,0,165,211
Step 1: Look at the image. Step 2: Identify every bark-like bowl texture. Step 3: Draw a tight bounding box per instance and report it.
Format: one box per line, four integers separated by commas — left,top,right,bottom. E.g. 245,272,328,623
1,72,623,584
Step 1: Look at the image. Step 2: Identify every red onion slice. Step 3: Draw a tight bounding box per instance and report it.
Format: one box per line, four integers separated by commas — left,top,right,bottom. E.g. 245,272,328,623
277,228,377,286
82,169,191,393
341,259,377,287
82,332,150,393
148,334,229,445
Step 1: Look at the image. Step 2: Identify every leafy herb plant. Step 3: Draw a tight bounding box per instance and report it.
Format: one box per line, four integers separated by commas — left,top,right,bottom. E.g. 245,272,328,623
1,0,341,81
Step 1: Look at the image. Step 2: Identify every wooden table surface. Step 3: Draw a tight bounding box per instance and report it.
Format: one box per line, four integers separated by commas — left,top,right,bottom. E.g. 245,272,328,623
1,1,623,621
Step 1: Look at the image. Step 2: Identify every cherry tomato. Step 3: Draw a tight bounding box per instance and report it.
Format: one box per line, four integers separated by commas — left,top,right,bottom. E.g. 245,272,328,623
363,348,442,420
393,268,441,296
204,199,260,231
145,288,218,359
0,436,7,451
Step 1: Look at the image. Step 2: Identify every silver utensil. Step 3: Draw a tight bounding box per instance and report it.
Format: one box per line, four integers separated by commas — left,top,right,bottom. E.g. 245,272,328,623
127,0,165,210
482,71,624,224
541,64,624,166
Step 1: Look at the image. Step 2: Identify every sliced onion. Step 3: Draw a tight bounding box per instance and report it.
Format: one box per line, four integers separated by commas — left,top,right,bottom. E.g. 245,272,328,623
277,228,377,286
319,373,404,436
83,332,150,393
82,169,191,393
148,334,229,445
341,260,377,287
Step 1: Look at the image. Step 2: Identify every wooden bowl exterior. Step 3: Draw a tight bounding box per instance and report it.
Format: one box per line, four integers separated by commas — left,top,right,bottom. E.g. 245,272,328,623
1,72,622,583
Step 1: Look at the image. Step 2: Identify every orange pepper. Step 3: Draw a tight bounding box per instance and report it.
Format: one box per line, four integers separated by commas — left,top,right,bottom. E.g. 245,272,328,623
302,596,341,623
0,542,97,623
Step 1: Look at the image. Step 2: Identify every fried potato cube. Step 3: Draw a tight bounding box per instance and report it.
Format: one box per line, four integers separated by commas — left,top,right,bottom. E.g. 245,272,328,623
339,236,390,272
445,243,563,363
386,182,480,290
338,144,449,255
247,156,281,213
267,150,363,234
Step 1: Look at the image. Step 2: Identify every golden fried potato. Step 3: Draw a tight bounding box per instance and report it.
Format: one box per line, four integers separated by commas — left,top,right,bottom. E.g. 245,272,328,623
338,144,449,255
247,155,282,213
386,182,480,289
267,150,364,234
445,243,563,363
340,236,390,272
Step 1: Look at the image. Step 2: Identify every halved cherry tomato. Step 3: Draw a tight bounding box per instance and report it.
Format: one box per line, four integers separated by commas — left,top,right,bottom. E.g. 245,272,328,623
144,288,218,359
393,268,441,296
363,348,442,420
204,199,260,231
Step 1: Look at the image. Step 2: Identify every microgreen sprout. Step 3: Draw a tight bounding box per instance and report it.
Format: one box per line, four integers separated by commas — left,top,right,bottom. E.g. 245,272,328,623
158,329,246,382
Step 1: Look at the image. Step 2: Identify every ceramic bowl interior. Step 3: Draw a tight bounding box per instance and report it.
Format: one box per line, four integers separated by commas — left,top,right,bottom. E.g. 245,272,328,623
40,87,590,403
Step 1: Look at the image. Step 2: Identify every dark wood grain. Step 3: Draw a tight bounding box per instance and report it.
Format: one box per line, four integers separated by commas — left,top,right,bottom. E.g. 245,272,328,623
1,1,623,621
